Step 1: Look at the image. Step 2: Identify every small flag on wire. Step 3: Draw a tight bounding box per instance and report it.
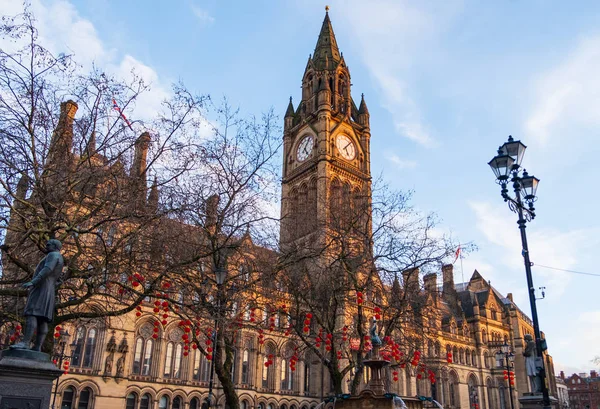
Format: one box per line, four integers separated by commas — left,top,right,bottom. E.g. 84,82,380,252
453,245,461,264
112,98,133,130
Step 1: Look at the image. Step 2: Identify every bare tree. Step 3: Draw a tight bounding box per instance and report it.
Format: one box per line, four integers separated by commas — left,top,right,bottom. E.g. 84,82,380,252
0,10,203,345
280,181,463,395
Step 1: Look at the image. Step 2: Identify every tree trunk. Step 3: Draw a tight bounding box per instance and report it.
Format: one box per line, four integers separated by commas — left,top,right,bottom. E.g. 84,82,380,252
214,330,239,409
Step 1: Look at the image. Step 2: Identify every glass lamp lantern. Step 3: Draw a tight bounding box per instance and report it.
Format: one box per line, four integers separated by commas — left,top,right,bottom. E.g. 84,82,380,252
501,135,527,167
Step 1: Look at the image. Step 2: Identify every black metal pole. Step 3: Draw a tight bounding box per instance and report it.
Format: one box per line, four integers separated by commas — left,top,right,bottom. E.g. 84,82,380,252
514,182,551,408
51,341,66,409
506,355,515,409
206,317,218,409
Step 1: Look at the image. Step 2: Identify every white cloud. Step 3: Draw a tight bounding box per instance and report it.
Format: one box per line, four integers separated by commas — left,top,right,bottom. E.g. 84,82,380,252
525,34,600,145
190,3,215,24
336,0,461,148
468,200,599,299
386,153,417,169
0,0,172,123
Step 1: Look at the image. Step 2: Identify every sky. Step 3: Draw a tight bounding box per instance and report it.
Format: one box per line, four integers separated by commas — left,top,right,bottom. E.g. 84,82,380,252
2,0,600,376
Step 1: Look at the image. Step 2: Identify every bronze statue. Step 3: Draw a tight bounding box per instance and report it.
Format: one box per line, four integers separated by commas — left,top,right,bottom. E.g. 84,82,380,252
370,316,382,347
11,239,64,351
523,334,542,393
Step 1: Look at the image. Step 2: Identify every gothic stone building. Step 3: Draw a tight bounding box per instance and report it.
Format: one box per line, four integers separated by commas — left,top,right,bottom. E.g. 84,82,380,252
1,10,557,409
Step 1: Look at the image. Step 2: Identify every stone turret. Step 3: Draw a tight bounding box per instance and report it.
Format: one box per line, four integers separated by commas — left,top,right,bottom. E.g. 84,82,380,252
358,93,370,127
284,97,295,130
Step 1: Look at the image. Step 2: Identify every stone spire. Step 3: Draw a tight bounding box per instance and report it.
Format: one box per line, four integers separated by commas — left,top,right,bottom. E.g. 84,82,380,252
358,93,369,115
85,130,97,157
312,9,341,70
285,97,295,118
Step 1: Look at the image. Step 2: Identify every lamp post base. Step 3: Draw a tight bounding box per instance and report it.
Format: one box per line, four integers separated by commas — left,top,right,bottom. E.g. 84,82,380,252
0,348,63,409
519,393,559,409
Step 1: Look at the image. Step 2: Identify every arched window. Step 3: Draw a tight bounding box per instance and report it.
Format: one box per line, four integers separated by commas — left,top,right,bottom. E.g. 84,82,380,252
126,393,138,409
71,326,98,368
132,323,155,375
61,386,75,409
499,384,507,409
466,350,472,365
482,329,487,343
487,378,495,409
158,395,169,409
164,329,184,379
241,349,250,384
281,345,295,391
173,396,182,409
468,375,480,409
262,345,275,390
449,372,460,408
190,398,200,409
78,387,92,409
483,351,490,368
258,403,266,409
471,351,477,366
193,348,211,381
241,401,249,409
304,359,311,394
140,393,151,409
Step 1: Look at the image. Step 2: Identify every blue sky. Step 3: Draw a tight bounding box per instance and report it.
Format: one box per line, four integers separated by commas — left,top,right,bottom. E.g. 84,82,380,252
4,0,600,375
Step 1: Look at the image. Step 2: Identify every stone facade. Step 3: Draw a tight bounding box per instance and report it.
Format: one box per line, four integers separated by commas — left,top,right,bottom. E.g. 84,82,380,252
0,9,559,409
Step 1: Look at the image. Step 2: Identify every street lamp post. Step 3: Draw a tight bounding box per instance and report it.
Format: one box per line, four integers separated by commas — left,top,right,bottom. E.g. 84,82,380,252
488,135,551,409
206,267,227,409
51,329,76,409
496,343,516,409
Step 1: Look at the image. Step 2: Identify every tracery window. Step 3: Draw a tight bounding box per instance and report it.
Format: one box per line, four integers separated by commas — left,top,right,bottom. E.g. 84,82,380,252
241,347,251,384
132,323,156,375
280,345,295,391
164,328,185,378
193,348,211,381
71,325,98,368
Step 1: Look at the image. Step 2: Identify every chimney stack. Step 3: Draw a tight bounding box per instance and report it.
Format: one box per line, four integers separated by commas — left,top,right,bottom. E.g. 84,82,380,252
205,194,220,234
442,264,455,293
402,268,420,295
591,370,598,378
423,273,437,295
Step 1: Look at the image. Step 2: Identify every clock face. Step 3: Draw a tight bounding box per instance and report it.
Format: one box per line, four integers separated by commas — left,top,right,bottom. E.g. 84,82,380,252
296,135,314,161
336,134,356,160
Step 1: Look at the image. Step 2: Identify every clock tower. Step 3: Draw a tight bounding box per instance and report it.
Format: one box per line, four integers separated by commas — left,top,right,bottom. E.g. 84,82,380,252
280,9,372,249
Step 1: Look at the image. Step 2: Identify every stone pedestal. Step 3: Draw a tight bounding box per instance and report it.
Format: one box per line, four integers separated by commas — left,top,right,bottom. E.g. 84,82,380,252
519,393,559,409
330,390,423,409
0,348,63,409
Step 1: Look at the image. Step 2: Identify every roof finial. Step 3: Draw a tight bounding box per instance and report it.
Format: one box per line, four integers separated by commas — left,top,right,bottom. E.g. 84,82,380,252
325,5,330,12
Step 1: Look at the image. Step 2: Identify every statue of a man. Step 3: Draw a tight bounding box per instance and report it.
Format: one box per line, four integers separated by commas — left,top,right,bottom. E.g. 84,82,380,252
11,239,64,351
523,334,542,393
